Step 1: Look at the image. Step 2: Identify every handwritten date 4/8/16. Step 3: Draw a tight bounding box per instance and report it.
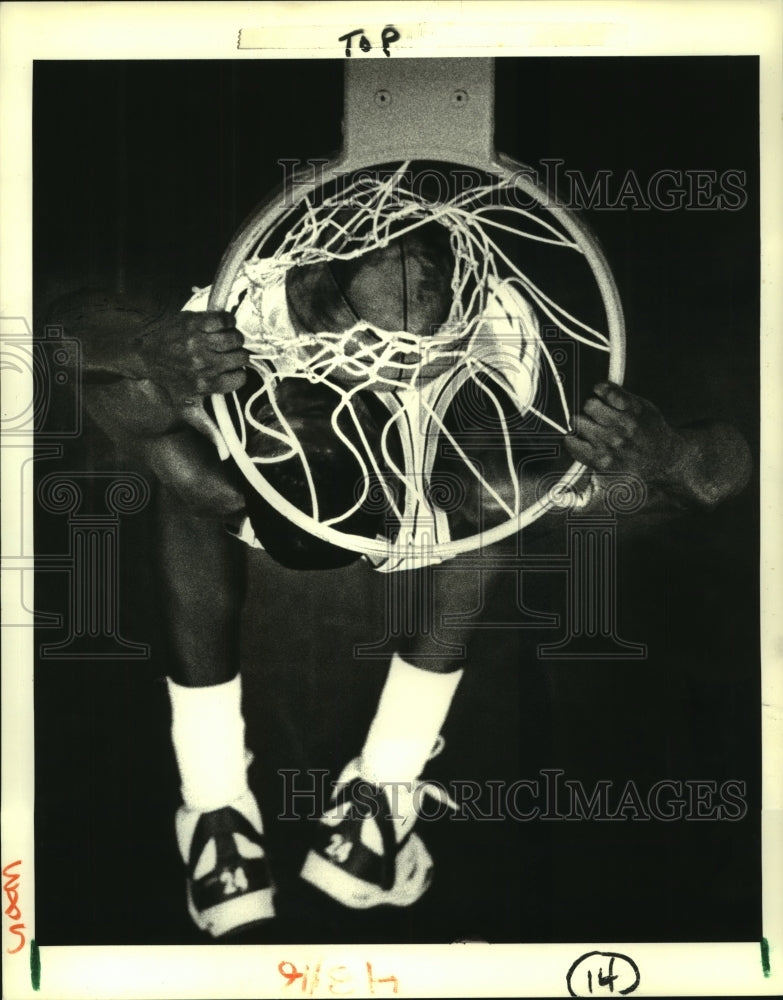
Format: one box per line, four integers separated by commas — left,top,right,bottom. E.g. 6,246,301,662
279,959,399,996
3,860,25,955
338,27,401,57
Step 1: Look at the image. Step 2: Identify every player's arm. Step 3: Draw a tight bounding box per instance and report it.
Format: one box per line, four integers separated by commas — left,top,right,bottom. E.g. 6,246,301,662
563,381,752,513
47,285,250,517
48,286,247,432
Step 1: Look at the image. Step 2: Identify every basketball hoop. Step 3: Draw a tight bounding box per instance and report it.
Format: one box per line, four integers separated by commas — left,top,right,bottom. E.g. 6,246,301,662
196,62,625,571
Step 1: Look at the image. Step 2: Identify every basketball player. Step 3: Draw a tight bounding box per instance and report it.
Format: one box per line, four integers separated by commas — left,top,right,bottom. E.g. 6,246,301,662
52,251,751,937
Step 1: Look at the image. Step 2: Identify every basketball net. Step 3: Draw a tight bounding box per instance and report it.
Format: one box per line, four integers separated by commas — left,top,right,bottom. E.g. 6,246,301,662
189,163,613,571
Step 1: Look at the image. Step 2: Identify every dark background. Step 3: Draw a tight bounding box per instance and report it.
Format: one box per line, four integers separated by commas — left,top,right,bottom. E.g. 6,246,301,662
33,57,760,945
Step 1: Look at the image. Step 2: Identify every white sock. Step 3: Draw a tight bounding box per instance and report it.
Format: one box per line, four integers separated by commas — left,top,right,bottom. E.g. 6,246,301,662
360,653,464,788
167,675,250,811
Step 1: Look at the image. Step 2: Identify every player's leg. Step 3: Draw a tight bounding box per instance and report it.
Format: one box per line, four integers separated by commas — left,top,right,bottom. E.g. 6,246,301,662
232,375,493,909
51,284,279,933
301,560,494,908
152,440,275,937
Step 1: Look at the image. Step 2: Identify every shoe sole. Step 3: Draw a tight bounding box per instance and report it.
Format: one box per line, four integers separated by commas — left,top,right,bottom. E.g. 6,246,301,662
300,834,433,909
187,886,276,937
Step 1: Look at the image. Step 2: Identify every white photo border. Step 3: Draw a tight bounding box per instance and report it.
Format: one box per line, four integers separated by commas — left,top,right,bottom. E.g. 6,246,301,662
2,2,781,998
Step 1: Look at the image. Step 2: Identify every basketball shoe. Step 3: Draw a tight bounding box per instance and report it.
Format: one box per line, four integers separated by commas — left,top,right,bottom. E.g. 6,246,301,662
176,790,275,936
300,742,454,908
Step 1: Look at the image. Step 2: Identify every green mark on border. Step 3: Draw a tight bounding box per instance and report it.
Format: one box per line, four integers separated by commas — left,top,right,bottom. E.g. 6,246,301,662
30,939,41,991
761,937,770,978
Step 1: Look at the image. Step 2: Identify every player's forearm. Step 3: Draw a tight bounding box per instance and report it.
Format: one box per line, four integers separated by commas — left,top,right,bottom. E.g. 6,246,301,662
657,420,752,511
44,287,190,439
85,377,182,442
45,286,171,381
79,323,147,381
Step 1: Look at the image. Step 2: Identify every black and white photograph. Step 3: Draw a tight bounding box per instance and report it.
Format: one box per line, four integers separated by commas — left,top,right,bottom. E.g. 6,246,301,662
2,3,782,998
